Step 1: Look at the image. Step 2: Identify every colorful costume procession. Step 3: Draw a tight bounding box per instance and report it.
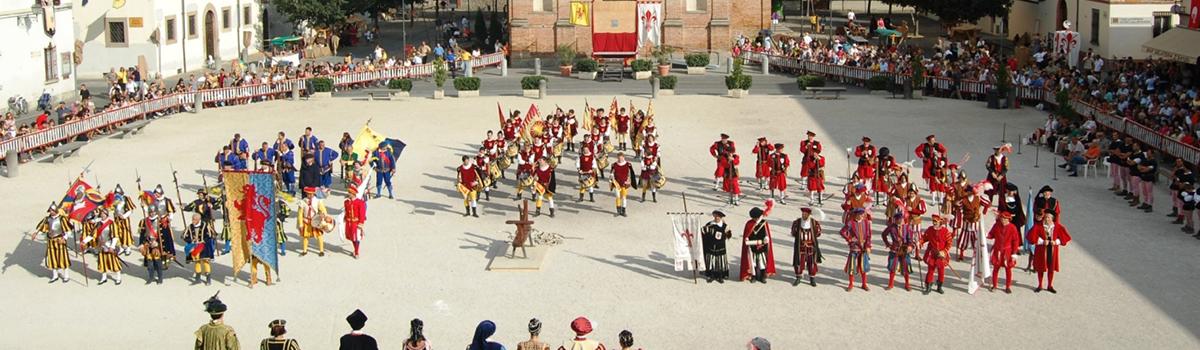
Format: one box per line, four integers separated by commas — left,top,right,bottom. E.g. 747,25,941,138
739,203,776,283
138,185,177,285
344,182,368,258
881,212,917,291
640,136,663,203
789,208,822,286
610,153,636,216
922,214,953,294
107,185,137,255
702,210,732,283
752,138,774,190
799,131,822,183
710,134,736,190
840,208,872,291
183,213,217,285
988,212,1022,293
36,203,74,284
914,135,947,190
1028,211,1072,293
296,187,328,256
94,209,124,285
457,156,482,217
533,159,558,217
768,144,790,204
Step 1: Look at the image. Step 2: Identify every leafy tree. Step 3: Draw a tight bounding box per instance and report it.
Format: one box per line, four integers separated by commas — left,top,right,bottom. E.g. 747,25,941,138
880,0,1011,30
489,11,504,45
474,9,487,43
272,0,348,30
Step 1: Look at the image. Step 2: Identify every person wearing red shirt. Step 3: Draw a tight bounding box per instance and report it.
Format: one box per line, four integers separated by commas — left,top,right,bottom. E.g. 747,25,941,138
1027,211,1072,293
922,214,953,294
610,153,636,216
799,131,822,182
474,148,494,201
806,154,826,205
456,156,481,217
640,151,662,203
533,158,557,217
752,138,774,190
768,144,790,204
722,153,743,206
915,135,947,188
615,108,631,151
576,147,598,202
739,204,776,283
343,184,367,258
988,212,1021,293
840,208,872,292
710,134,736,190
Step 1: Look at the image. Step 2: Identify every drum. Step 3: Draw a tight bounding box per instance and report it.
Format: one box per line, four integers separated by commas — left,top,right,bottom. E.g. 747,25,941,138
317,214,337,234
653,172,667,189
548,157,559,168
552,142,564,157
487,163,502,179
603,142,615,154
505,144,519,158
518,173,535,190
579,174,597,190
497,155,512,169
597,156,609,170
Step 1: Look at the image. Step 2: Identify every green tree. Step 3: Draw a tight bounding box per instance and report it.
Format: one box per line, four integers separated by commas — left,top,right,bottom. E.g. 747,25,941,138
488,11,504,45
272,0,348,30
880,0,1011,30
474,9,487,44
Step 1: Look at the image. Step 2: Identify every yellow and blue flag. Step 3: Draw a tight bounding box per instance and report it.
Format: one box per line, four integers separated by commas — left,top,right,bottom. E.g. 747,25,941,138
222,171,279,274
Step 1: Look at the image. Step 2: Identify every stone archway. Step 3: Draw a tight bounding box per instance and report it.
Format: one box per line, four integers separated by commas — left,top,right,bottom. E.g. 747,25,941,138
204,9,218,62
1056,0,1068,30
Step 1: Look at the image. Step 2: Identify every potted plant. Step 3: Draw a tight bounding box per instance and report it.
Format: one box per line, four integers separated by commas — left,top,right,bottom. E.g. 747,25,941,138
521,76,547,98
631,59,653,80
725,58,752,97
866,75,889,93
433,57,449,99
575,58,598,80
658,75,677,95
996,62,1015,108
796,75,826,90
684,52,709,75
652,46,675,76
309,77,334,99
454,77,481,97
387,78,413,97
906,57,925,99
556,44,576,77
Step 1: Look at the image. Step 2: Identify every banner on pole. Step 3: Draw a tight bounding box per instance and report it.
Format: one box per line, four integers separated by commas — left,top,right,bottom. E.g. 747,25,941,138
668,213,705,271
222,171,279,274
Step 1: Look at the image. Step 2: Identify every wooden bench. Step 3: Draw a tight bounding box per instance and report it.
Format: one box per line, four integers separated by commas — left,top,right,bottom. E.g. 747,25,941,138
806,86,847,100
363,89,399,101
49,141,86,163
117,120,152,139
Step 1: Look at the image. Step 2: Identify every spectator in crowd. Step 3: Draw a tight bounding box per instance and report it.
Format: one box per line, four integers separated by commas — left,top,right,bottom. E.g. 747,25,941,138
617,330,637,350
402,318,430,350
468,320,505,350
747,337,771,350
516,318,549,350
260,319,301,350
1060,137,1086,176
339,309,378,350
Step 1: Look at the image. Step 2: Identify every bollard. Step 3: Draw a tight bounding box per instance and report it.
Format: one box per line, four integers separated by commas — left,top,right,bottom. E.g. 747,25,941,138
1017,134,1023,154
651,76,659,99
534,58,542,76
193,91,202,113
1001,123,1007,143
1052,157,1058,181
726,57,734,75
1034,145,1040,168
465,61,474,78
501,58,509,77
5,150,17,178
761,53,769,75
292,83,301,101
538,79,547,99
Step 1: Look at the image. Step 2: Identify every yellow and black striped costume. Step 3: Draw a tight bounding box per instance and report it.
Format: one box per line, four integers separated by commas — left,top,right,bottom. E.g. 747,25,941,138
97,250,122,273
35,216,73,270
81,220,102,251
112,199,137,247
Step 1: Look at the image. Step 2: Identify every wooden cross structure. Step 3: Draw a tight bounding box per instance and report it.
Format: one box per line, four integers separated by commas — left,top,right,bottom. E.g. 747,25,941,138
505,200,534,258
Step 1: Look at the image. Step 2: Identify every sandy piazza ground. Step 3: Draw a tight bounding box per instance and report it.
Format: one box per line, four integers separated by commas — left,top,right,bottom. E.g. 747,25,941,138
1,94,1198,349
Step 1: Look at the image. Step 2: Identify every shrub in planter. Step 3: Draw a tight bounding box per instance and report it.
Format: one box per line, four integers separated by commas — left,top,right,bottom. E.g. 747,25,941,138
388,79,413,91
659,75,677,90
796,75,826,89
574,59,598,73
724,58,752,90
684,53,710,67
866,76,890,91
652,46,674,66
454,77,481,91
521,76,547,90
433,58,449,89
556,44,577,67
630,59,653,72
310,77,334,92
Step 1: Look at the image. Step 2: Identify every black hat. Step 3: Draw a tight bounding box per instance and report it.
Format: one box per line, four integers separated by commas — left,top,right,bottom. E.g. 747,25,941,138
749,207,764,219
720,133,730,139
879,147,890,157
711,210,726,218
1039,185,1053,194
269,319,287,328
1005,182,1019,191
346,309,368,330
203,292,227,315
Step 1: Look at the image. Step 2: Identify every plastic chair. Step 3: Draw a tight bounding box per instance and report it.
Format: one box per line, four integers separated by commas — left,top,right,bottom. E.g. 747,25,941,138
1083,158,1098,178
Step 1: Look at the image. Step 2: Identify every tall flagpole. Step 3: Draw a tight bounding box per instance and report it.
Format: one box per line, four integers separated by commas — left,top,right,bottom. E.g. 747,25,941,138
682,192,698,284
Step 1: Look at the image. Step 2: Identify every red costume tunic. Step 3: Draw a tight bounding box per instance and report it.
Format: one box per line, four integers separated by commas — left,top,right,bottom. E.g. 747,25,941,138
642,142,660,159
710,140,736,177
753,142,775,178
612,161,633,187
1026,222,1072,272
854,144,876,161
769,152,790,191
922,226,954,267
474,154,491,169
855,160,877,182
641,154,659,181
517,151,535,175
578,154,596,174
531,144,548,162
581,136,597,156
806,155,826,191
343,197,366,241
738,218,777,280
987,222,1021,268
915,142,947,180
535,166,555,191
503,123,517,142
458,164,479,189
566,117,578,137
722,155,742,195
799,139,822,175
616,114,631,133
874,155,897,192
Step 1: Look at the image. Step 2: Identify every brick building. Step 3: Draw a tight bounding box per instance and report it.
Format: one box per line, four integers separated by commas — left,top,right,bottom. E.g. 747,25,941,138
508,0,769,59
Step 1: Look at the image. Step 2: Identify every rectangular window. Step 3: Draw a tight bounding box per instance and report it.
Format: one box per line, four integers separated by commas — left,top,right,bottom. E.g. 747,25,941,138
187,13,197,38
533,0,553,12
107,19,128,46
222,8,232,30
61,52,72,79
165,17,177,42
44,46,58,82
1152,14,1172,37
243,5,252,25
1090,9,1100,45
686,0,707,12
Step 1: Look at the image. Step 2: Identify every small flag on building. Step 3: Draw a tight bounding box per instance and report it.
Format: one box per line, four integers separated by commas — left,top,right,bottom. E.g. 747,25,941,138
570,2,590,26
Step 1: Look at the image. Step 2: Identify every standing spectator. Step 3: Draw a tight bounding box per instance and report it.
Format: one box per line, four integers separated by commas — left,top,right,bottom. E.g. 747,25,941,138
339,309,378,350
194,293,240,350
617,331,637,350
299,154,321,191
403,319,431,350
468,320,505,350
260,319,301,350
559,317,602,350
78,83,90,101
747,337,771,350
516,318,549,350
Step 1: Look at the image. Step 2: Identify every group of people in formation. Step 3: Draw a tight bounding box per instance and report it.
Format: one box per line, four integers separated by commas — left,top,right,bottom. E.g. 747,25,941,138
457,100,664,218
33,126,389,288
696,132,1073,294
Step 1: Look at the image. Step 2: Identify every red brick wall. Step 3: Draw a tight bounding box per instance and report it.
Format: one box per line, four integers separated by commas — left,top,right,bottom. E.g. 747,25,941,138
510,0,766,57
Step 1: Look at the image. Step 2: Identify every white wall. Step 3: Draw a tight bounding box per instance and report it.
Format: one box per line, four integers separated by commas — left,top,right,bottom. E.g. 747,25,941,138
1087,3,1172,59
0,2,77,111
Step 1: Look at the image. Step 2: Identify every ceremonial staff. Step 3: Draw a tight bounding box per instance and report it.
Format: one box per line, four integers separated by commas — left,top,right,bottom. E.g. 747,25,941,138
170,164,187,225
683,192,698,284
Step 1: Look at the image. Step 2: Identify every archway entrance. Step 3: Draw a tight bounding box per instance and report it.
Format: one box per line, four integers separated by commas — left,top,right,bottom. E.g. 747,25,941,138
1056,0,1068,29
204,10,217,61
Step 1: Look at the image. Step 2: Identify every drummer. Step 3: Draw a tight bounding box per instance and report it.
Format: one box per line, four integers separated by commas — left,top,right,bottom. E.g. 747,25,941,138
475,147,495,201
297,186,329,257
578,147,598,202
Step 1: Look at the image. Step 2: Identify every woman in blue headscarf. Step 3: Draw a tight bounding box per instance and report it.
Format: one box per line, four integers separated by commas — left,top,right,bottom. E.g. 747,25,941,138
468,320,506,350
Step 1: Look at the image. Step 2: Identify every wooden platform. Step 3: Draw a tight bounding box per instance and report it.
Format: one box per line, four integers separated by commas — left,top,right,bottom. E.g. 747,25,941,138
486,245,550,271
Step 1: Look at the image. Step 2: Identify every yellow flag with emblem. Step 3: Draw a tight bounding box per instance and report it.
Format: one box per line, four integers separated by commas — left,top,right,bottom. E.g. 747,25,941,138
570,2,590,26
351,125,387,164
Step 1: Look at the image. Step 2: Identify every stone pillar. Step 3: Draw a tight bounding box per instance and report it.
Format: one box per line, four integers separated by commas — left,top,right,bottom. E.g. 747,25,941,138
193,91,202,113
4,150,17,178
501,58,509,77
651,76,659,99
534,58,541,76
727,57,734,74
292,82,301,101
761,53,769,75
465,61,474,77
538,79,547,99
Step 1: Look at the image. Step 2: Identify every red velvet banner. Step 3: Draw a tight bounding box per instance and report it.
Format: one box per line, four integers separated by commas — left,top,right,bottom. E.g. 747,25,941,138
592,32,639,55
